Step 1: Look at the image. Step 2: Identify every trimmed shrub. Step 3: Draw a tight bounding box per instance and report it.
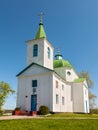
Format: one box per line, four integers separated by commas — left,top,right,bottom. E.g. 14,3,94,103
15,107,21,111
38,106,49,115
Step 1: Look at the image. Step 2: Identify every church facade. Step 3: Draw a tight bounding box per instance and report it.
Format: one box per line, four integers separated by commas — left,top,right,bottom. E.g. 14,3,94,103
16,16,89,113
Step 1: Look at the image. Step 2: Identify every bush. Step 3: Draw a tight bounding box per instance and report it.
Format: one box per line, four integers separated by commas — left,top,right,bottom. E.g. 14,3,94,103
15,107,21,111
38,106,49,115
0,110,3,115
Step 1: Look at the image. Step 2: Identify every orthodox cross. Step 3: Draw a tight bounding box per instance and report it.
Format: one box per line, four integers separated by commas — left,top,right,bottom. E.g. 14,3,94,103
55,46,62,54
39,12,44,23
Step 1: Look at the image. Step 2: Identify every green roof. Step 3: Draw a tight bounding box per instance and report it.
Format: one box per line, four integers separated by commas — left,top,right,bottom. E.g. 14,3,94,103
73,78,86,83
54,59,73,68
54,67,66,80
35,22,47,39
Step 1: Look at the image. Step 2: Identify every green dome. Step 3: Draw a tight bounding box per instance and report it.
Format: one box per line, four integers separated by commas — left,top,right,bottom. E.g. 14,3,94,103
54,59,73,68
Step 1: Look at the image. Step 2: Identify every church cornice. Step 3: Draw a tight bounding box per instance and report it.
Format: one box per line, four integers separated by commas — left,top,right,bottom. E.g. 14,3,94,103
16,62,53,77
25,38,54,49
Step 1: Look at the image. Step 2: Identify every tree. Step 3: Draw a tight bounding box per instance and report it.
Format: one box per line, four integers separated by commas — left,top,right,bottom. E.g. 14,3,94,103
79,71,96,109
0,81,15,112
79,71,94,88
89,91,96,109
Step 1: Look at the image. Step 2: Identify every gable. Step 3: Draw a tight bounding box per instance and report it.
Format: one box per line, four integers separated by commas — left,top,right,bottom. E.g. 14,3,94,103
17,63,53,77
54,67,79,82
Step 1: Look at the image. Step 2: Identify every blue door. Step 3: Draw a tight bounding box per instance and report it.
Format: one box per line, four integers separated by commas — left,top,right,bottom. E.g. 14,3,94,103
31,95,37,111
85,100,88,113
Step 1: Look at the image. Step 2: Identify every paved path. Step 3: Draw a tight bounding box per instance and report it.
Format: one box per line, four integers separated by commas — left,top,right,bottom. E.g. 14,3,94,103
0,115,42,120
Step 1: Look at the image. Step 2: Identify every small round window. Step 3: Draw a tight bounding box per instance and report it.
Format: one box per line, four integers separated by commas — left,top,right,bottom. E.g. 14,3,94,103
67,71,71,76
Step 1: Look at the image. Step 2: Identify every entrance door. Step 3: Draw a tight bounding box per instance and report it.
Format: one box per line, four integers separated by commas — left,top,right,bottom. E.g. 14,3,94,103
31,95,37,111
85,100,88,113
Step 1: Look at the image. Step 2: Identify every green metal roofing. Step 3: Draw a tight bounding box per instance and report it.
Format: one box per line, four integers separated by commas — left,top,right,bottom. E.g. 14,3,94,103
53,59,73,68
73,78,86,83
35,22,47,39
54,67,66,80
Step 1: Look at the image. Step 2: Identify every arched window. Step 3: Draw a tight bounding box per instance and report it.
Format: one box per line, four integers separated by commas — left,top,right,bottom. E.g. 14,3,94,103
33,44,38,57
47,47,50,59
67,71,71,76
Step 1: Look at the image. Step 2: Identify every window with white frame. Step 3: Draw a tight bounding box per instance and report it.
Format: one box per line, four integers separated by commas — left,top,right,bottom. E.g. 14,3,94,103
32,80,37,87
47,47,50,59
85,90,86,95
62,84,64,90
67,71,71,76
33,44,38,57
56,94,59,104
62,96,65,105
56,80,58,88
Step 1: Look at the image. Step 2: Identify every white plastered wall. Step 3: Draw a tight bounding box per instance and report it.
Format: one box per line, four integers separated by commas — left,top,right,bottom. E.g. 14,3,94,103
26,39,44,66
26,38,54,70
72,82,89,113
65,68,78,82
52,73,73,112
83,84,89,113
17,65,53,111
43,39,54,70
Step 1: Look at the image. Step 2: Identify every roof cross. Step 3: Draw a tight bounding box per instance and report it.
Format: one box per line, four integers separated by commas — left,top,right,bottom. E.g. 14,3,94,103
55,46,61,54
39,12,44,23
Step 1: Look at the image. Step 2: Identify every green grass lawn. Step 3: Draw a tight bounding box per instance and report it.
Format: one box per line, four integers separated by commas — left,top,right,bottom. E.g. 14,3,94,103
47,113,98,118
0,114,98,130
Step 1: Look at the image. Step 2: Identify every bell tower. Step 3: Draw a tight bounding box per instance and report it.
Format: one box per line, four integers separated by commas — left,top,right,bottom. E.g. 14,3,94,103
26,13,54,70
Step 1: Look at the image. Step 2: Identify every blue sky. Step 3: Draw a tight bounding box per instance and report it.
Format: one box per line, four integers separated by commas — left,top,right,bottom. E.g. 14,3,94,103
0,0,98,109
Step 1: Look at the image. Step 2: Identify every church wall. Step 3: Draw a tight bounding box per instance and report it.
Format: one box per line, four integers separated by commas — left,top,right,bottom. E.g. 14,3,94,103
52,74,73,112
26,38,54,70
26,39,44,66
65,85,73,112
17,72,53,111
43,39,53,70
65,68,78,82
19,64,52,76
73,83,89,113
36,73,53,111
83,85,89,113
72,83,88,113
17,72,89,113
17,77,30,111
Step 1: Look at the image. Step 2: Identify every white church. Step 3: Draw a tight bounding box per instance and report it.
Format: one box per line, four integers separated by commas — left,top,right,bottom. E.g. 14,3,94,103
16,14,89,113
